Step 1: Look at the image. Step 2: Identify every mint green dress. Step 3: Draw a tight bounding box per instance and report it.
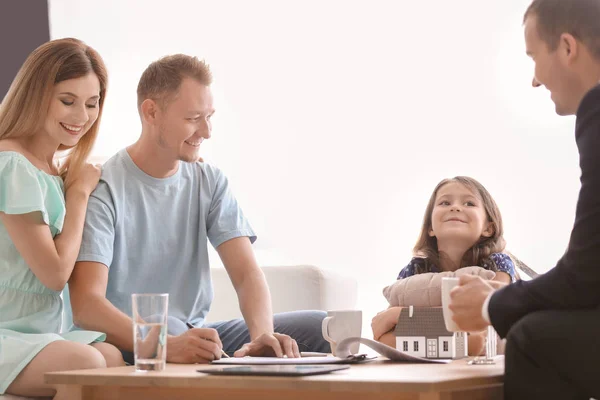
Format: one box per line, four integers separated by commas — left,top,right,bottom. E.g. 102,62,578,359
0,151,106,394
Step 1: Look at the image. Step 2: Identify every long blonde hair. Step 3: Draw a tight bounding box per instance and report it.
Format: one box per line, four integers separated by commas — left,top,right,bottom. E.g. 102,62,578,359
0,38,108,187
413,176,506,273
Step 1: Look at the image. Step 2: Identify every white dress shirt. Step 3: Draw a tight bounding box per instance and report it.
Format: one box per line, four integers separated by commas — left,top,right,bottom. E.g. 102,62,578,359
482,292,493,324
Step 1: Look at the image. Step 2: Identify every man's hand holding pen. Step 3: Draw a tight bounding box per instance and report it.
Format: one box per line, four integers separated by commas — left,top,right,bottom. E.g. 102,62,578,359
166,326,224,364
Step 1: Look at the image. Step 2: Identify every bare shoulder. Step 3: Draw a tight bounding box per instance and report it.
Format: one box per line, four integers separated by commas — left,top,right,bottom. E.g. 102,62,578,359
0,139,58,174
0,138,25,153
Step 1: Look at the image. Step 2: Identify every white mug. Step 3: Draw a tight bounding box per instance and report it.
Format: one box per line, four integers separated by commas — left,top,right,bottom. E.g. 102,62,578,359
441,277,461,332
321,310,362,356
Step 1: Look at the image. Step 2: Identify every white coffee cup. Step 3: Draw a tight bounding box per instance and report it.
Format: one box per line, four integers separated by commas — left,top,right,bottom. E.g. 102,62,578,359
321,310,362,356
441,277,461,332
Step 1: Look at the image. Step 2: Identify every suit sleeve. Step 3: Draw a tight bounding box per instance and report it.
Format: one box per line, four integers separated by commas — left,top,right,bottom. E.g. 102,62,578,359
489,86,600,338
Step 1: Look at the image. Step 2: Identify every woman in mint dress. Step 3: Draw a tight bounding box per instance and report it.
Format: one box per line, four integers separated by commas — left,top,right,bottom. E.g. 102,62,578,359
0,38,124,399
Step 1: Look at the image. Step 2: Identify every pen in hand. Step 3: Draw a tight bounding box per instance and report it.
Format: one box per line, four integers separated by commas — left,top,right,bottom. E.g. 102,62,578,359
186,322,230,358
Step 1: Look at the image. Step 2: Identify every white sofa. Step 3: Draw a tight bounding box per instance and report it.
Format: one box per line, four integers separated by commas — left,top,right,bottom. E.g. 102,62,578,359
207,265,358,322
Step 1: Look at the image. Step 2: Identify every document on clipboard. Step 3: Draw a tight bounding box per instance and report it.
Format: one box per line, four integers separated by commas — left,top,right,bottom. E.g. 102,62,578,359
212,354,372,365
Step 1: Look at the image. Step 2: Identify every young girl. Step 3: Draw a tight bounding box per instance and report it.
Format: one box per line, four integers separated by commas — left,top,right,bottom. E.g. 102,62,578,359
0,38,124,399
371,176,517,355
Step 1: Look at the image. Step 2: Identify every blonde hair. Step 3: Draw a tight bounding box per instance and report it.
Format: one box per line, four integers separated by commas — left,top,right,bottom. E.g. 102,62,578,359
0,38,108,187
413,176,506,273
137,54,212,111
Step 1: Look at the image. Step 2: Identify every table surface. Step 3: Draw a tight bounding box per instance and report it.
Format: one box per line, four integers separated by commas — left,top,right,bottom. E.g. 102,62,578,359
46,357,504,395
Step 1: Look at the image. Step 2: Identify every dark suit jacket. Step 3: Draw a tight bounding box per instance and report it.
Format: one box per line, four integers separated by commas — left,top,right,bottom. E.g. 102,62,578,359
490,84,600,338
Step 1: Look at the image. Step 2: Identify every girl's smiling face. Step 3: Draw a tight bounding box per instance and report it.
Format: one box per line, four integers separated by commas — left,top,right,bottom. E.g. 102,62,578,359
429,182,493,246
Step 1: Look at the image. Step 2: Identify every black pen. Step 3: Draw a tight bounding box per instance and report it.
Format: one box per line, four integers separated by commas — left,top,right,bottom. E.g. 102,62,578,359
186,322,230,358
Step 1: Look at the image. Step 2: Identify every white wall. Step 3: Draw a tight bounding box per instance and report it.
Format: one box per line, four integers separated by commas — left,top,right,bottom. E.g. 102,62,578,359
49,0,581,324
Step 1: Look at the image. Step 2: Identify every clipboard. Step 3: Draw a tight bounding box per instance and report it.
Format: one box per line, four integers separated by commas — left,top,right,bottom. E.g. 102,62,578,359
198,364,350,376
211,354,373,365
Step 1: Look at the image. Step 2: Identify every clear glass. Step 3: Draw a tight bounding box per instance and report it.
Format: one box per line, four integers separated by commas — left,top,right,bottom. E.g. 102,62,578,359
469,325,497,365
132,293,168,372
485,325,497,359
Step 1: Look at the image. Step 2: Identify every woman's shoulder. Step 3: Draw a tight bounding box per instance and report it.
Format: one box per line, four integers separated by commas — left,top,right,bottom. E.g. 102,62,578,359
0,148,35,175
0,140,29,162
0,140,59,176
0,139,22,152
0,145,65,209
0,148,66,234
0,151,57,183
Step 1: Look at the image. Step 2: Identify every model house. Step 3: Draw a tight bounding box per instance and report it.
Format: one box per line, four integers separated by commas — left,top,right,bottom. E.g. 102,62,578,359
394,306,468,360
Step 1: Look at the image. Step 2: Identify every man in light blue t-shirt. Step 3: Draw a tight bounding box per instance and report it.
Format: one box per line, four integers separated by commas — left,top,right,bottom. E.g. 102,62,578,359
68,55,329,363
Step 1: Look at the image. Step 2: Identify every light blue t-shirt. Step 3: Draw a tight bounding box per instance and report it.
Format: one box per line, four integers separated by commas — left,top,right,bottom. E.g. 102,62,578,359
75,149,256,327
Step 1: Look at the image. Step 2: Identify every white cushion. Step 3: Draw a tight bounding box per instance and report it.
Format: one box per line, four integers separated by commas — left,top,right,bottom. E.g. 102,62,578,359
206,265,358,322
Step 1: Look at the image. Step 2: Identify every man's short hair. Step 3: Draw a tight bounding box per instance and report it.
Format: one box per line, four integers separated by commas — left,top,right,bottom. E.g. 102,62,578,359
137,54,212,110
524,0,600,59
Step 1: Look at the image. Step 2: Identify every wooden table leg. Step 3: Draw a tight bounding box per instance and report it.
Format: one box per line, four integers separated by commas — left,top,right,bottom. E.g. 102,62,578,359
55,384,84,400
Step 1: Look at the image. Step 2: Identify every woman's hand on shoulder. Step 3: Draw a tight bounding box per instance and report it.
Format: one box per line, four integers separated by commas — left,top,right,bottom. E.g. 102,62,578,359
371,306,402,341
67,163,102,196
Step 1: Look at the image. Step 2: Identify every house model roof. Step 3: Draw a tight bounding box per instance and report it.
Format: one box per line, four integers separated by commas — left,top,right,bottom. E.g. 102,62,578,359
394,307,453,337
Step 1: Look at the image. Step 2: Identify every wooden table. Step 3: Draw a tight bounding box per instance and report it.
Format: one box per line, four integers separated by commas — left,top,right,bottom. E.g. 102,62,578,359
46,358,504,400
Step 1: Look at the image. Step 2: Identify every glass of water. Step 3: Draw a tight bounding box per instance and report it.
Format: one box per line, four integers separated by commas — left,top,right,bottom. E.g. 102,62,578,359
132,293,168,372
485,325,497,360
469,325,498,365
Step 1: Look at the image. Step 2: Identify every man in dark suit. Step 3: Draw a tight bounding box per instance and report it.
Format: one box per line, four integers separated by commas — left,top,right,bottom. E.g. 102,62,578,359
449,0,600,399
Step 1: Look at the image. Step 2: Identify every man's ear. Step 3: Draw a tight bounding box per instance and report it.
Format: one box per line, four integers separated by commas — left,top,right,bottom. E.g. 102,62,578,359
140,99,159,125
559,32,579,62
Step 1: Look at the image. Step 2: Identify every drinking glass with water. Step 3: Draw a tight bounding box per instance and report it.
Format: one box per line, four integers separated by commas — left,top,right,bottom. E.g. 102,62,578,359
485,325,497,359
469,325,498,365
132,293,168,371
